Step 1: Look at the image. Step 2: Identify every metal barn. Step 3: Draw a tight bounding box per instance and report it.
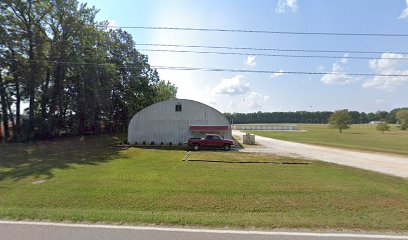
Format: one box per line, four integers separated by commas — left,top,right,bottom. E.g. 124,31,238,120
127,99,232,145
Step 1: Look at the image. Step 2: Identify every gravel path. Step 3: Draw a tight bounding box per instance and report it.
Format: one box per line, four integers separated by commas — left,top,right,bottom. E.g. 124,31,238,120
233,130,408,178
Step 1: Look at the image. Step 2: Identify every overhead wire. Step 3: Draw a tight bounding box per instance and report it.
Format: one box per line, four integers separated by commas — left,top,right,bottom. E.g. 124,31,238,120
3,24,408,76
1,58,408,77
137,48,408,60
135,43,408,55
121,66,408,77
108,26,408,37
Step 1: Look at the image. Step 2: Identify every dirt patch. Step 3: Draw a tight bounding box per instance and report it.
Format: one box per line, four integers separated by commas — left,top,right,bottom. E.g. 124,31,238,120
32,180,46,185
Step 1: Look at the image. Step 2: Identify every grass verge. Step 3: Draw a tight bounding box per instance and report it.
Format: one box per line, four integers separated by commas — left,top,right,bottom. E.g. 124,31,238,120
0,134,407,231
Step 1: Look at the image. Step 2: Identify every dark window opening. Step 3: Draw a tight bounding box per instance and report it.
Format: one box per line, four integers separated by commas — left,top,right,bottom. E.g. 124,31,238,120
175,104,182,112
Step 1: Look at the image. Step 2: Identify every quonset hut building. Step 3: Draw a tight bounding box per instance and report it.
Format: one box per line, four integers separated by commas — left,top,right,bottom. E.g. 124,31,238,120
127,99,232,145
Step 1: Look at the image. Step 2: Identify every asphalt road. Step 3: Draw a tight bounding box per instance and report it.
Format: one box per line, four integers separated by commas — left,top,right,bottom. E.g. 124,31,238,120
233,130,408,178
1,221,408,240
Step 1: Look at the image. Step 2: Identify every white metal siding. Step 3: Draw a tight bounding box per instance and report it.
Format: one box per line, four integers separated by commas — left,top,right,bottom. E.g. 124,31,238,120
128,99,232,144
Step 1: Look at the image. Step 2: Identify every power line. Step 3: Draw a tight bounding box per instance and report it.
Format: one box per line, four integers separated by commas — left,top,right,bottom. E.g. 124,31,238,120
137,48,408,61
135,43,408,55
2,58,408,77
130,66,408,77
4,49,407,67
110,26,408,37
0,58,149,67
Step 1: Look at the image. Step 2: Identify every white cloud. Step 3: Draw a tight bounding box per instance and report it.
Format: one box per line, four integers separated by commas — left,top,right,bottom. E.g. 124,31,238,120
398,0,408,19
107,20,118,29
321,54,352,85
270,69,285,78
245,91,270,109
363,53,408,91
246,56,256,67
212,75,250,95
211,76,270,111
275,0,299,13
340,54,348,64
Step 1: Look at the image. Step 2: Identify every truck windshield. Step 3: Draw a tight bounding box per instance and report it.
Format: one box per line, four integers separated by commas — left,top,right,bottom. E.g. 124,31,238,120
206,135,223,140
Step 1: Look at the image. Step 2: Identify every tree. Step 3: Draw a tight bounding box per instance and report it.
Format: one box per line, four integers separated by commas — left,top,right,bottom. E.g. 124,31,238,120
0,0,177,141
4,0,49,138
0,71,10,141
375,111,389,122
376,122,390,134
328,110,352,133
396,109,408,130
349,111,361,124
153,80,177,102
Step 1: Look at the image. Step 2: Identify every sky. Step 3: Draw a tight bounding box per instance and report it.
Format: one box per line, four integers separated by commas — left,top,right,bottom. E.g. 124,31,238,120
83,0,408,113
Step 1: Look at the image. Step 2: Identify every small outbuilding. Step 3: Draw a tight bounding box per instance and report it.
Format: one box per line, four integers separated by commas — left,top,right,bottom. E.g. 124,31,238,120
127,99,232,145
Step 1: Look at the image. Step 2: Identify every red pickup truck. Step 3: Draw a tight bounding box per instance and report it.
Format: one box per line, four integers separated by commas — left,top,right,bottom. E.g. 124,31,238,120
188,134,234,151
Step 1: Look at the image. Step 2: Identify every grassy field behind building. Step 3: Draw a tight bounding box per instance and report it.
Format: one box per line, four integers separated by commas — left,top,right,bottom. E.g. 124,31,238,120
248,124,408,155
0,134,407,231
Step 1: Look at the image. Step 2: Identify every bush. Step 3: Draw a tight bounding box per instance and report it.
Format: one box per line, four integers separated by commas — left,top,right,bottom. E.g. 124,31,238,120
396,110,408,130
376,123,390,134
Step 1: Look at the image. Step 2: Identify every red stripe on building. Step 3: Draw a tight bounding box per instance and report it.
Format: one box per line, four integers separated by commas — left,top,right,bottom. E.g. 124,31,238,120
189,126,229,131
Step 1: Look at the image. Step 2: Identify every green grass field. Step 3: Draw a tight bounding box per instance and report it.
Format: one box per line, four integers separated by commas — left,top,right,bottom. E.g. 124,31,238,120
248,124,408,155
0,134,408,231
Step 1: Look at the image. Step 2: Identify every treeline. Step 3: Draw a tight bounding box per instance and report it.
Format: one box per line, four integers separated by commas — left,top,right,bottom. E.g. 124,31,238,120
0,0,176,141
225,108,408,124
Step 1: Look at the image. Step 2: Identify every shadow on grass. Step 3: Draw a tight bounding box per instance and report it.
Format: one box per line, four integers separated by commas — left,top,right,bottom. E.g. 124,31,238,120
129,145,188,151
0,134,126,181
187,159,311,164
232,136,244,149
129,146,242,152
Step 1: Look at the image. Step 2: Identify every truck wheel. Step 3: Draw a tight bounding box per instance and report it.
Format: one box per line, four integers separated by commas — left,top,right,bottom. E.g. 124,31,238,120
193,144,200,151
223,144,231,151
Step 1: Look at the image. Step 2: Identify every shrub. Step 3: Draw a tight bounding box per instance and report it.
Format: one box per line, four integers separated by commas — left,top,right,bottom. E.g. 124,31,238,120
376,122,390,134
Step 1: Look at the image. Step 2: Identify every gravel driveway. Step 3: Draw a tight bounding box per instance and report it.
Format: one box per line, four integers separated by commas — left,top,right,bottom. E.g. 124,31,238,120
233,130,408,178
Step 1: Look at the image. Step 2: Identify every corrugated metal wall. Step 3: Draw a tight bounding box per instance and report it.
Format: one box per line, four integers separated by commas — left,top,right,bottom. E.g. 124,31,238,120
128,99,232,144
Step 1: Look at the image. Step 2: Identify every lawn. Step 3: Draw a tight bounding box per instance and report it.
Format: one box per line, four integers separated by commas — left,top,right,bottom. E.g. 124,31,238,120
0,134,407,231
248,124,408,155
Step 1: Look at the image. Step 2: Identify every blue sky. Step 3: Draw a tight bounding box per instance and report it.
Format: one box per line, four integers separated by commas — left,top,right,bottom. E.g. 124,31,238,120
83,0,408,113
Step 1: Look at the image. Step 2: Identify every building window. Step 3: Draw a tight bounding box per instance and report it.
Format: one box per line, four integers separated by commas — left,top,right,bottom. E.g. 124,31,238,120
175,104,182,112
